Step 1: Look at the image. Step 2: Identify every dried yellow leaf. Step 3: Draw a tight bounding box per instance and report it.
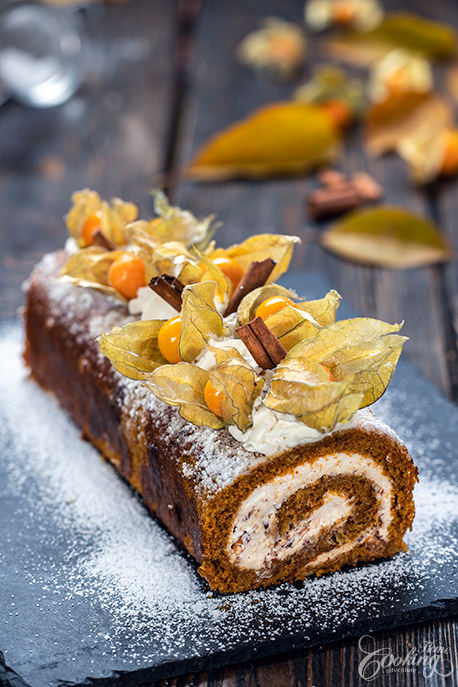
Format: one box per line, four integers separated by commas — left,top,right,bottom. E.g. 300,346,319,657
98,320,167,380
186,103,339,180
209,360,264,431
179,282,226,362
321,206,452,268
326,12,458,66
365,91,452,156
211,233,300,284
145,362,224,430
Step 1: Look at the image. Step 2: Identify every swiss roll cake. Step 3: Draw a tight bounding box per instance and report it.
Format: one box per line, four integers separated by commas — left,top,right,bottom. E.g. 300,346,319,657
23,190,417,593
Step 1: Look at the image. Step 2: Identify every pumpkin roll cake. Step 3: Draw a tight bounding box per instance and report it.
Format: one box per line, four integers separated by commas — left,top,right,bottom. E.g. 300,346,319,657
23,190,417,593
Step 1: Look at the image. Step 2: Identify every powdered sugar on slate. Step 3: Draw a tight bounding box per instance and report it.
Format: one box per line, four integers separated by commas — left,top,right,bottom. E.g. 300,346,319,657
1,323,458,685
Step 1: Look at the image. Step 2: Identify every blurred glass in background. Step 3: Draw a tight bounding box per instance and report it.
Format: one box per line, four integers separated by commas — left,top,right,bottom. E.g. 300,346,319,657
0,1,83,107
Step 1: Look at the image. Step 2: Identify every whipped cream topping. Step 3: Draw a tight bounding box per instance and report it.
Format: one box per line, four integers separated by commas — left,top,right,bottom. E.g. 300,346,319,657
227,452,393,575
64,237,79,255
196,336,259,371
229,396,365,454
128,286,178,321
229,397,326,453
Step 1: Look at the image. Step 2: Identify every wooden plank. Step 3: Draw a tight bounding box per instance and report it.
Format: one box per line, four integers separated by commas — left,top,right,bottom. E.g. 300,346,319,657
175,0,453,395
0,0,177,320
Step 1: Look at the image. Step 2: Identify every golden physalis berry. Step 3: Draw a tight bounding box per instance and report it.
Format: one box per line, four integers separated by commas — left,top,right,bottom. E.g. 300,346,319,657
255,295,295,320
440,130,458,177
157,316,182,364
212,257,244,288
201,257,245,289
108,253,146,300
204,379,223,417
320,100,353,130
332,2,357,26
81,211,103,246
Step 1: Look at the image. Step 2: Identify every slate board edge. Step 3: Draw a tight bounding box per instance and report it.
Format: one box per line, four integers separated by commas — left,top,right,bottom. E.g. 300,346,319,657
2,601,458,687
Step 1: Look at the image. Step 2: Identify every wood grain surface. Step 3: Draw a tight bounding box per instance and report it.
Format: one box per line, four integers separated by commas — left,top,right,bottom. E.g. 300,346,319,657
0,0,457,685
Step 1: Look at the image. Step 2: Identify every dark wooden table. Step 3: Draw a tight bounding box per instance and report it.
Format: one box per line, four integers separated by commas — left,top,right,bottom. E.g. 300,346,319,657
1,0,457,684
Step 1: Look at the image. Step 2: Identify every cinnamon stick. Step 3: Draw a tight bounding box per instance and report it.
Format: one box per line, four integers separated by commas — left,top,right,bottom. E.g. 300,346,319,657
91,229,116,252
149,274,184,311
318,169,347,187
236,316,286,369
308,170,383,220
307,185,360,220
224,258,276,317
352,172,383,202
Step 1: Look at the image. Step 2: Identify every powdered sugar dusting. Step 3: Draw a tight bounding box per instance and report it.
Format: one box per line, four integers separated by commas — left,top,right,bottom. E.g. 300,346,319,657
1,323,458,685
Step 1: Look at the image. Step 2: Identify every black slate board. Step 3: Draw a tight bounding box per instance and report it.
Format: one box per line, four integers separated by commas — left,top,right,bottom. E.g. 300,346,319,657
1,271,458,687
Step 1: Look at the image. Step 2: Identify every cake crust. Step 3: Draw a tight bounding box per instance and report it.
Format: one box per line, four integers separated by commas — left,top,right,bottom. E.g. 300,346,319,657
23,252,418,593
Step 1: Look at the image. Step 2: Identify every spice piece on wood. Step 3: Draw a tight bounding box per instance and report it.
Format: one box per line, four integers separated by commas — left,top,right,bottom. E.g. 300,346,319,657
236,316,287,369
224,258,276,316
318,169,347,187
308,169,383,220
308,185,361,220
91,229,116,252
149,274,184,311
352,172,383,202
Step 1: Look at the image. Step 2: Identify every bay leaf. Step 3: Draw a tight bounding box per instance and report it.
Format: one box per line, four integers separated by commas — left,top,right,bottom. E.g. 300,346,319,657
321,206,452,268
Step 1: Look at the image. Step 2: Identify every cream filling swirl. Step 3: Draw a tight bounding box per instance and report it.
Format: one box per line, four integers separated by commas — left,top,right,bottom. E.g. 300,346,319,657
227,452,392,576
